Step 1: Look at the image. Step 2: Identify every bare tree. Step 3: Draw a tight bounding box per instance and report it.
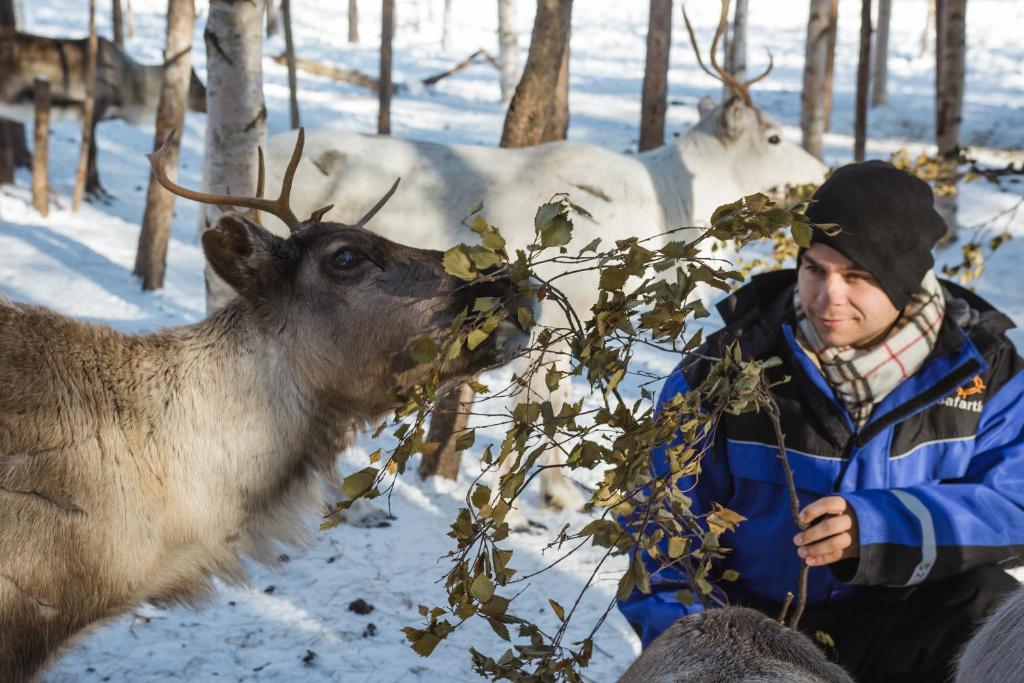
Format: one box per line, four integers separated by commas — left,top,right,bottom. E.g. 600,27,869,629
282,0,300,128
639,0,672,152
497,0,519,104
266,0,280,36
539,33,570,142
853,0,872,162
203,0,268,310
441,0,452,51
801,0,830,159
379,0,394,134
134,0,197,291
920,0,936,57
112,0,125,48
723,0,748,101
31,77,50,216
871,0,892,107
500,0,573,148
348,0,358,43
823,0,838,130
71,0,99,211
935,0,967,237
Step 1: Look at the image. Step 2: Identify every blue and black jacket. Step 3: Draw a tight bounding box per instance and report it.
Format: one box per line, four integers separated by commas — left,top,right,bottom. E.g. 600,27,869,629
618,270,1024,648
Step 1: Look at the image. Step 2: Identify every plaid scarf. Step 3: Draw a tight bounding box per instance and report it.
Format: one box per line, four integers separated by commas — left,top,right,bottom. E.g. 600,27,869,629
794,271,946,429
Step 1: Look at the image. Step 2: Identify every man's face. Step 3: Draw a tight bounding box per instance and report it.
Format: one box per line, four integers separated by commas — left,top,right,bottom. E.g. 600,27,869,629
797,243,901,348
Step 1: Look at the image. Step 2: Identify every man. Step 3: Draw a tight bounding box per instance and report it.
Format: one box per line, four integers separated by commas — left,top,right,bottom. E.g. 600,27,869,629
619,161,1024,682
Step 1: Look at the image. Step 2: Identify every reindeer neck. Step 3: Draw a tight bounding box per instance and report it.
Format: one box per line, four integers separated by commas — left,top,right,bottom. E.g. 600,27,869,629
637,142,694,231
118,59,161,126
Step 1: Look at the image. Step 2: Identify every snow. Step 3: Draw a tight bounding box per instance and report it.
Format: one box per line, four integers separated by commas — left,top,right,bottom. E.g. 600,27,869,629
2,0,1022,681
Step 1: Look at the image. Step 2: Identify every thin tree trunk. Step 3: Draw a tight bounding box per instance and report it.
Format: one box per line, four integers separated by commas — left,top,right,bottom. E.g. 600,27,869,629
539,33,570,143
639,0,672,152
135,0,196,291
125,0,135,39
266,0,280,36
500,0,573,148
935,0,966,238
853,0,872,162
497,0,519,104
0,0,13,27
871,0,892,107
920,0,935,58
0,0,28,185
348,0,358,43
441,0,452,51
823,0,838,131
203,0,268,311
31,77,50,216
419,383,475,481
723,0,748,101
282,0,300,128
72,0,99,211
378,0,394,135
801,0,830,160
112,0,125,48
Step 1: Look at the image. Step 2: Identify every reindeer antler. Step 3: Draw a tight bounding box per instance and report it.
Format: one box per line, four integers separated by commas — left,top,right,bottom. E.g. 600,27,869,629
147,128,334,233
681,0,773,108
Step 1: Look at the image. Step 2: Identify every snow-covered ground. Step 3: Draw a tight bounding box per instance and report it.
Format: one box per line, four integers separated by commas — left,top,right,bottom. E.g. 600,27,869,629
2,1,1022,681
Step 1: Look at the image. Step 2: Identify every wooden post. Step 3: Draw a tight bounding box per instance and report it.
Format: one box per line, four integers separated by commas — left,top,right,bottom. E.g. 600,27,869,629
639,0,672,152
853,0,872,162
31,77,50,217
378,0,394,135
282,0,300,128
72,0,99,211
871,0,892,107
348,0,358,43
935,0,966,238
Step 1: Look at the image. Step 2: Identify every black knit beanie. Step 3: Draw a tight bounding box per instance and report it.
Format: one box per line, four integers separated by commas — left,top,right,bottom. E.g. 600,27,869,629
802,160,947,310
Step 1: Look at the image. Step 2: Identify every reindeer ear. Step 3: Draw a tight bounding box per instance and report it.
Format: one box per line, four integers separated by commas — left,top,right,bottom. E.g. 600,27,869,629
201,213,288,302
697,96,718,120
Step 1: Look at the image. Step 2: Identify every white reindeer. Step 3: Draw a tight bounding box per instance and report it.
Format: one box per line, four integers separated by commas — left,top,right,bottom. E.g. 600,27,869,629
261,9,827,523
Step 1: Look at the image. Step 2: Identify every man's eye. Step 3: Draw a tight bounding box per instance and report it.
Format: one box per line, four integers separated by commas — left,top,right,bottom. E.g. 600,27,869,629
331,248,363,269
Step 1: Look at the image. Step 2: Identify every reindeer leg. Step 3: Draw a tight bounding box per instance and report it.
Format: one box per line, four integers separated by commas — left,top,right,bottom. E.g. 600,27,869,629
84,118,111,202
537,355,585,512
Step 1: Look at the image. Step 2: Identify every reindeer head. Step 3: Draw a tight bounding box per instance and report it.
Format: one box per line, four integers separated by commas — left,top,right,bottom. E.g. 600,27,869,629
148,131,529,415
680,1,827,217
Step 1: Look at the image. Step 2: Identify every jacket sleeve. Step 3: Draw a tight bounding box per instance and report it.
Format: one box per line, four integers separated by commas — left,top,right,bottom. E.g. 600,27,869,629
616,367,734,648
837,367,1024,587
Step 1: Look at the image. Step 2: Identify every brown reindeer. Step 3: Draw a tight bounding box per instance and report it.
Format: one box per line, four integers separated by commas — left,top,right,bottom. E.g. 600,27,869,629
0,130,529,682
0,29,207,197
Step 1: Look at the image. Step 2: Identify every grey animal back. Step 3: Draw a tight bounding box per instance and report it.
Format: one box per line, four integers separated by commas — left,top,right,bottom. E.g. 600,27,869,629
617,607,855,683
956,585,1024,683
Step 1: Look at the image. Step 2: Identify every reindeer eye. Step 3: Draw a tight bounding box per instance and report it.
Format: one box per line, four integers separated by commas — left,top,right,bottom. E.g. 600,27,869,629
768,134,782,145
331,248,364,270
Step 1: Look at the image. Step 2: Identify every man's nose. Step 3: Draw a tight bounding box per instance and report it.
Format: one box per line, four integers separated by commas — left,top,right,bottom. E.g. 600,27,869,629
818,275,848,307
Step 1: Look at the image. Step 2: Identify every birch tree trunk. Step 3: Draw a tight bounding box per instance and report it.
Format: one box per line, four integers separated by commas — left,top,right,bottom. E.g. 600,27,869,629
723,0,748,101
378,0,394,134
639,0,671,152
112,0,125,48
497,0,519,104
441,0,452,51
266,0,280,36
500,0,573,148
801,0,830,159
134,0,196,291
853,0,872,162
920,0,935,57
203,0,267,311
71,0,98,211
823,0,838,131
348,0,358,43
282,0,300,128
935,0,966,238
871,0,892,107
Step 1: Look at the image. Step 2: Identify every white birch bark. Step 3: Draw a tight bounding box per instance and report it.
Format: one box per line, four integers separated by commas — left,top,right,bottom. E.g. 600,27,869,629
441,0,452,51
497,0,520,104
801,0,829,159
203,0,268,311
871,0,892,107
723,0,748,101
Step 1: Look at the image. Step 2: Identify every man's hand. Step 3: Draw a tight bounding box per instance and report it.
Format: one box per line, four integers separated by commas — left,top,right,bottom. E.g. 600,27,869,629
793,496,860,567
